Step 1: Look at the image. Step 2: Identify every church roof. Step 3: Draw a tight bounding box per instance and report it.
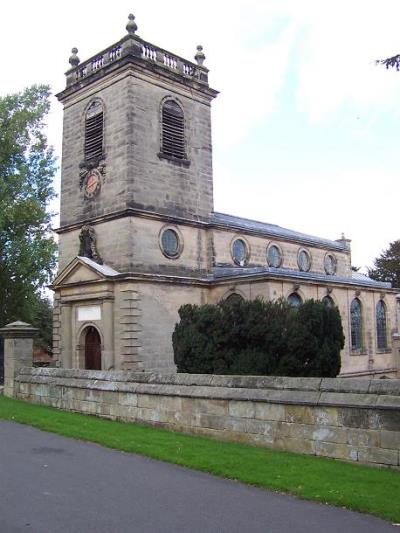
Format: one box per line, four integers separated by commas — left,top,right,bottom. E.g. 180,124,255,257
212,212,347,251
212,265,392,288
77,256,120,277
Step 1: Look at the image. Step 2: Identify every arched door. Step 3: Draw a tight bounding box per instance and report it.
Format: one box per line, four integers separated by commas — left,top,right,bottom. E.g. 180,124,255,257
84,326,102,370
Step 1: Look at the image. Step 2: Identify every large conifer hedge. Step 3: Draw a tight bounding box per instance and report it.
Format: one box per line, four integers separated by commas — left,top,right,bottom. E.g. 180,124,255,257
172,298,344,377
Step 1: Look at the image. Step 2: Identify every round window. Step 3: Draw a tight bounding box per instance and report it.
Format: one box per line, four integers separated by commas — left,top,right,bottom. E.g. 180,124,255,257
267,244,282,268
161,228,180,258
298,249,311,272
324,254,336,275
232,238,248,266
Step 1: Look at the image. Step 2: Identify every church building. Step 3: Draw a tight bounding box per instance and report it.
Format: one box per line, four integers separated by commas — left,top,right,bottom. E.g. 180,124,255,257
52,15,400,378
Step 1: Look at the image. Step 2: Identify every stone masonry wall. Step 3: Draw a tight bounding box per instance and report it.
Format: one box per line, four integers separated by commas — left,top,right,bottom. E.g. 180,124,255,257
15,368,400,469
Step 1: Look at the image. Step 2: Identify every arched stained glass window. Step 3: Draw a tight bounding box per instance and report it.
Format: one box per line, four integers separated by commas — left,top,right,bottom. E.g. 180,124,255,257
376,300,387,350
225,293,244,305
85,100,104,161
322,295,334,308
161,100,186,160
267,245,282,268
350,298,362,351
288,292,302,308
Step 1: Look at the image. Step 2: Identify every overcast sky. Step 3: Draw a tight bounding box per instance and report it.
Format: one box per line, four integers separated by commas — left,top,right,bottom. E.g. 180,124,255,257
2,0,400,271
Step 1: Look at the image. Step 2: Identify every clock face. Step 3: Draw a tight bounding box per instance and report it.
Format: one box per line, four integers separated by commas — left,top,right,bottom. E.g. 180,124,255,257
84,171,101,198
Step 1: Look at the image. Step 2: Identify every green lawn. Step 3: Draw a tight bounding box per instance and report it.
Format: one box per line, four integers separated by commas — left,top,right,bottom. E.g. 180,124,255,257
0,395,399,522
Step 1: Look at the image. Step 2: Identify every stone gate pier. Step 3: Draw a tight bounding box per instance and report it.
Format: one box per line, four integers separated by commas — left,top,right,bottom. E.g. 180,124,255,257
0,321,37,398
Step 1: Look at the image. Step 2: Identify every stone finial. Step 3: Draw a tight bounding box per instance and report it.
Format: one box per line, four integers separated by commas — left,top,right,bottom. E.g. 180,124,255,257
194,45,206,66
69,47,80,67
126,13,138,35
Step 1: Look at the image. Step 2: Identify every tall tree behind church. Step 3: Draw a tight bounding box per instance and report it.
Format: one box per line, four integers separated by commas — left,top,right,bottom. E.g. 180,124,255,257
0,85,57,328
368,240,400,289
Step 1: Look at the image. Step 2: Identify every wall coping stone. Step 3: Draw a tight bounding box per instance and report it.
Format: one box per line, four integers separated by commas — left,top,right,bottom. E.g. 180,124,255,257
16,368,400,410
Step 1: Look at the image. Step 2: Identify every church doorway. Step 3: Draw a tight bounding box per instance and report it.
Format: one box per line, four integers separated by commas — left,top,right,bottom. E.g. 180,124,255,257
84,326,102,370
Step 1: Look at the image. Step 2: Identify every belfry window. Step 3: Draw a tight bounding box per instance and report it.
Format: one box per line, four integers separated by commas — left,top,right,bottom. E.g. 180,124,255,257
350,298,362,351
85,101,104,161
161,100,186,160
376,300,387,350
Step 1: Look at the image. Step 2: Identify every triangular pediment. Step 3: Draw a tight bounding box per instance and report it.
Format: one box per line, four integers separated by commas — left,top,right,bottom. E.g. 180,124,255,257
51,256,119,288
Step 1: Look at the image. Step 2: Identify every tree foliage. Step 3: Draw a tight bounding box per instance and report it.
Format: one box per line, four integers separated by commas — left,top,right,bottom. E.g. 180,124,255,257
0,85,57,332
173,298,344,377
376,54,400,71
368,240,400,289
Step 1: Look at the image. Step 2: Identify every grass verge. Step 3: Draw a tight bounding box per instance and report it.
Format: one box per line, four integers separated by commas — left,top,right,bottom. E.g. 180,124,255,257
0,395,399,522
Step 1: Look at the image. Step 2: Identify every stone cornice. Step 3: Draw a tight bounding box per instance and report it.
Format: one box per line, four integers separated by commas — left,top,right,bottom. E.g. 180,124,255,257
49,266,398,293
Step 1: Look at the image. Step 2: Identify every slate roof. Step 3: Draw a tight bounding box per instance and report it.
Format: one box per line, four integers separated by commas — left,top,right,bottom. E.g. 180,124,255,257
212,265,392,288
77,256,120,277
212,212,347,251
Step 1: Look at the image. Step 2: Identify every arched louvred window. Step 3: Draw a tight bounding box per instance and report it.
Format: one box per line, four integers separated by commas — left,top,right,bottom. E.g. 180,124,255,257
350,298,362,351
376,300,387,350
85,101,104,161
161,100,186,160
288,292,302,308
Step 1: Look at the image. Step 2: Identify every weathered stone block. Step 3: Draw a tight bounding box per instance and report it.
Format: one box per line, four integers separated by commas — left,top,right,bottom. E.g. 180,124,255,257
49,387,62,399
78,400,97,415
347,428,380,448
255,402,285,421
198,414,227,431
312,426,347,444
357,446,399,466
228,400,255,419
96,402,112,417
182,397,228,416
285,405,314,425
118,392,138,407
380,430,400,450
315,441,358,462
274,437,315,455
314,407,339,427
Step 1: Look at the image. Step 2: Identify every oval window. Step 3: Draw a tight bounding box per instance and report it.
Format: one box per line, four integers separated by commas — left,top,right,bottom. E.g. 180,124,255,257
267,244,282,268
161,228,180,258
324,254,337,275
232,239,248,266
298,249,311,272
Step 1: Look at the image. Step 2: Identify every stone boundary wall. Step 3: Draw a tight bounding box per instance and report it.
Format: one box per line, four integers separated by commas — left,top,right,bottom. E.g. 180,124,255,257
15,368,400,468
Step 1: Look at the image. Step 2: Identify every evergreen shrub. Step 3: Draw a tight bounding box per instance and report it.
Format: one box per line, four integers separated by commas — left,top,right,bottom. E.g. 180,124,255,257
172,298,344,377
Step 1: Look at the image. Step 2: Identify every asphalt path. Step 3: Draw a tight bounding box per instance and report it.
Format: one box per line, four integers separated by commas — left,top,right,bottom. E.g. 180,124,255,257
0,421,397,533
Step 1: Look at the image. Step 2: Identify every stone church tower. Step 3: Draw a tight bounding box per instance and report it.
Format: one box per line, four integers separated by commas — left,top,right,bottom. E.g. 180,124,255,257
53,15,219,372
53,15,399,378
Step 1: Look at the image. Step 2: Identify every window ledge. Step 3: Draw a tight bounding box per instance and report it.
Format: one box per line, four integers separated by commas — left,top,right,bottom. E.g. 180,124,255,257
376,348,391,354
158,152,190,167
350,349,367,356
